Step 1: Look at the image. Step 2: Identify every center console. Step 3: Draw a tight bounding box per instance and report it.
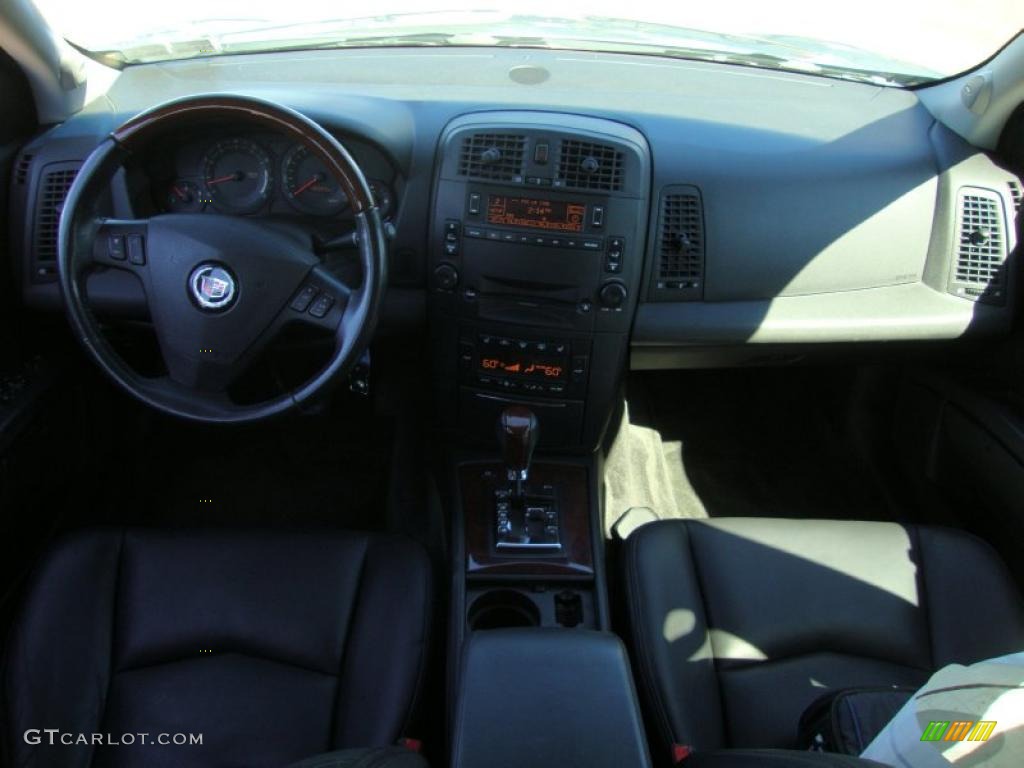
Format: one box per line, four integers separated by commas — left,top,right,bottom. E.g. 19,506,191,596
429,111,651,451
433,113,652,739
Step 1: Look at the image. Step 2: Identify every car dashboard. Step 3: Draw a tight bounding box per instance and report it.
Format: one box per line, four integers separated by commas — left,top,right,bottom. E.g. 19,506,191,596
7,46,1022,448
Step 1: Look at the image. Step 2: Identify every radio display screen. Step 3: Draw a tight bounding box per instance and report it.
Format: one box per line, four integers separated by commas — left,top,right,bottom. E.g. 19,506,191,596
479,352,567,381
486,195,586,233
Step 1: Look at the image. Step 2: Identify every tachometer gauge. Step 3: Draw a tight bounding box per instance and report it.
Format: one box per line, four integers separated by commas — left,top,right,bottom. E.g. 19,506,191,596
202,138,272,214
369,181,394,218
282,144,348,216
164,180,205,213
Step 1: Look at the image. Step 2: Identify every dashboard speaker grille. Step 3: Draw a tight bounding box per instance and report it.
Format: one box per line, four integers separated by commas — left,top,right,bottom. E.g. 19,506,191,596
557,140,623,191
652,186,704,301
15,153,33,186
950,187,1008,305
458,133,526,182
33,165,79,273
1009,180,1022,213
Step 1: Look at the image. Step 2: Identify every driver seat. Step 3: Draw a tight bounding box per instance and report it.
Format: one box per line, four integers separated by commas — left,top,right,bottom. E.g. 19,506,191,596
3,528,432,768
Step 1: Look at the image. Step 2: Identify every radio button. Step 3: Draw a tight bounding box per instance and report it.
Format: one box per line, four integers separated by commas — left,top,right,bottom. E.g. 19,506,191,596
465,226,485,238
548,384,566,395
433,264,459,292
582,238,603,251
444,220,461,236
502,232,517,243
444,241,459,257
468,193,481,215
571,355,588,382
486,230,501,241
591,206,605,228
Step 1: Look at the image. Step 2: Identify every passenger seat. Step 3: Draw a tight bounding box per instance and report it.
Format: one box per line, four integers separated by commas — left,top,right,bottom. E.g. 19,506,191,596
622,518,1024,754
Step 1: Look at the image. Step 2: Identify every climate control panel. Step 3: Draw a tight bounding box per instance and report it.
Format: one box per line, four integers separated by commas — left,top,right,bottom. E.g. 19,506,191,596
458,330,590,399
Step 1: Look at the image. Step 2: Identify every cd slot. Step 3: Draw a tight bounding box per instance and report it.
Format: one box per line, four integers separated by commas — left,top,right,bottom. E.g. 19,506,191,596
477,292,578,328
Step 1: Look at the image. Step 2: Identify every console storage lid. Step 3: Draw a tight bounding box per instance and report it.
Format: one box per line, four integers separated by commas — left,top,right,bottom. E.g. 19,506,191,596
452,628,652,768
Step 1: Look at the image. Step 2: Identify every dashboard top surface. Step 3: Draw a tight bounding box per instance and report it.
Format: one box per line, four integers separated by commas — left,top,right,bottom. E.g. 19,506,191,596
17,45,1022,347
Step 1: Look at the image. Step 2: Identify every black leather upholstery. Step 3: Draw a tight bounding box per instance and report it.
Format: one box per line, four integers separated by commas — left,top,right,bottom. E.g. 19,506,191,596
684,749,887,768
452,629,652,768
4,528,432,768
623,519,1024,752
286,746,430,768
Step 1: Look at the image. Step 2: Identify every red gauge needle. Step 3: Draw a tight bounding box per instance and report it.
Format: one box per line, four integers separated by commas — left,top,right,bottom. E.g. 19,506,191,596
206,173,240,186
171,185,188,201
292,176,320,197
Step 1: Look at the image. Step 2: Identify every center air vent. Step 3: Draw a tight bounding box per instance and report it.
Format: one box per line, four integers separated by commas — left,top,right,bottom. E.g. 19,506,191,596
32,163,79,281
458,133,526,182
949,187,1008,305
1009,180,1022,214
652,186,704,301
556,140,623,192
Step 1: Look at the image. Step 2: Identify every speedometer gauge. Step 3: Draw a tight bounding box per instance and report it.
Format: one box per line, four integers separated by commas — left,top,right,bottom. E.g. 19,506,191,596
202,138,272,214
282,144,348,216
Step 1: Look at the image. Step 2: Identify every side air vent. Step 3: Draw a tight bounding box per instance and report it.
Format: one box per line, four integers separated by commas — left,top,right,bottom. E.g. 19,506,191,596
556,140,623,192
32,164,79,280
458,133,527,182
15,153,33,185
949,187,1008,305
652,186,704,301
1009,180,1022,213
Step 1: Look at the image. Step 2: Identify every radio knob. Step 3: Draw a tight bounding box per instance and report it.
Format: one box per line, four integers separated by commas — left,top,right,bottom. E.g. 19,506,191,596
598,281,628,309
433,263,459,292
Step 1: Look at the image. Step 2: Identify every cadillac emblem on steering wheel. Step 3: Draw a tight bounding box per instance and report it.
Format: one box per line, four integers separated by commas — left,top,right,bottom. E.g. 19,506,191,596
189,263,238,311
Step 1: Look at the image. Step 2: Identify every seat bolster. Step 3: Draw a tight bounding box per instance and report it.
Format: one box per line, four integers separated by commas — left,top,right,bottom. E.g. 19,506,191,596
3,530,124,768
624,520,725,751
917,525,1024,667
333,535,433,747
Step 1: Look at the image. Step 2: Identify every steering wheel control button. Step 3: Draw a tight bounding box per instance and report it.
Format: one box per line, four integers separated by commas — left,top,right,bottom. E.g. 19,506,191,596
108,234,127,261
290,284,319,312
308,294,335,318
127,234,146,265
188,263,238,312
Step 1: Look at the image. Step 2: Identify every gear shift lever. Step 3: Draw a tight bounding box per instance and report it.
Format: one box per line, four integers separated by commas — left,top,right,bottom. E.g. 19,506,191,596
497,406,539,498
493,406,559,550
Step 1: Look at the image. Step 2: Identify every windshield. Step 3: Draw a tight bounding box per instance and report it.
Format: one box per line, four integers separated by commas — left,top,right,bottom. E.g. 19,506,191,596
32,0,1024,86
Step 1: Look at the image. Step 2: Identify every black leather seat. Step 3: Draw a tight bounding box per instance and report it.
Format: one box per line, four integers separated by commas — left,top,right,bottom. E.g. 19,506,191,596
3,528,432,768
623,518,1024,753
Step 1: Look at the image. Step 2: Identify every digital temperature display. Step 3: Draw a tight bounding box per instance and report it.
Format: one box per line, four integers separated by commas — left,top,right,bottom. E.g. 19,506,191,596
479,354,566,381
486,195,586,233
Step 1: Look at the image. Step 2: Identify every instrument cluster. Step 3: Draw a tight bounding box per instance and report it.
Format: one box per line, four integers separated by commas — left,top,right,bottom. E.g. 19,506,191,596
149,132,396,220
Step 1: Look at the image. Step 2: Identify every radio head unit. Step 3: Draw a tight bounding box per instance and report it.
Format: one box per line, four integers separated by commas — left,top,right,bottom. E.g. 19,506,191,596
486,194,587,234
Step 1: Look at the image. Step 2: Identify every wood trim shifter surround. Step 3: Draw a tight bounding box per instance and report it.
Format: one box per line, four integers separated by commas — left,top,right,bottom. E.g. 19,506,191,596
461,462,594,578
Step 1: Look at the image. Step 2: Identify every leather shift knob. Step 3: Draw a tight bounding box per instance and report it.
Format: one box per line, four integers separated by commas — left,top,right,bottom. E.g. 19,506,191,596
497,406,539,479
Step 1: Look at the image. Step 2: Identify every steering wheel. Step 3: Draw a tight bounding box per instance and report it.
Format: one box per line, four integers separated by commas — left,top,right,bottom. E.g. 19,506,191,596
58,94,387,423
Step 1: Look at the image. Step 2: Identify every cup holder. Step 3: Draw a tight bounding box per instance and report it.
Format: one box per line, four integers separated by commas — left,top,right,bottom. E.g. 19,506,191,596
467,589,541,630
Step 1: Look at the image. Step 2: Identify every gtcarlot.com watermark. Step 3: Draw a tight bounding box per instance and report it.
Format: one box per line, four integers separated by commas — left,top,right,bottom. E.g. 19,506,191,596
25,729,202,746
